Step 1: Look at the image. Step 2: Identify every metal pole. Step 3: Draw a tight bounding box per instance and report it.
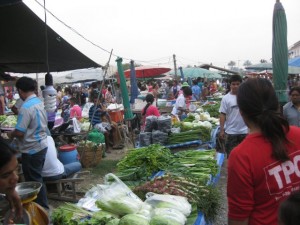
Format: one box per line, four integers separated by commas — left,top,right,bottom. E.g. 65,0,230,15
173,54,178,80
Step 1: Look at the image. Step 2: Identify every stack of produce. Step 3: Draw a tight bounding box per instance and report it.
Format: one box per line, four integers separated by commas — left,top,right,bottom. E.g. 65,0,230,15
51,173,194,225
166,150,218,183
116,144,172,181
167,128,211,145
0,115,7,124
133,175,220,223
140,115,172,147
201,101,221,119
0,115,17,128
115,144,221,223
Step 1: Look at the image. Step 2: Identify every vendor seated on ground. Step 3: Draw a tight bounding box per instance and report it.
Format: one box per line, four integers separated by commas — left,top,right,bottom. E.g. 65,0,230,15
89,96,124,153
42,135,81,181
171,87,192,121
69,97,82,121
142,94,160,129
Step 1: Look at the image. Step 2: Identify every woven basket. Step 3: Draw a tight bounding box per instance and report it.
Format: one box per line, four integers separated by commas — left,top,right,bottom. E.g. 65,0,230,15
77,144,103,168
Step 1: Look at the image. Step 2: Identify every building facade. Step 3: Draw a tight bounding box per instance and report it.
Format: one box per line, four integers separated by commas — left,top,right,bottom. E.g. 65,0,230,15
289,40,300,59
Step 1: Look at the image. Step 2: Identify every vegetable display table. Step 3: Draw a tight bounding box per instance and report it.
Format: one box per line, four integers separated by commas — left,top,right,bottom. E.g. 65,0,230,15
152,152,225,225
194,152,225,225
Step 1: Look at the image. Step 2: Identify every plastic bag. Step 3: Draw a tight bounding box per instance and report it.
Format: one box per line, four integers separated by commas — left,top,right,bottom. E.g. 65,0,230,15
139,132,152,147
94,173,143,216
72,118,81,133
145,116,158,132
119,214,150,225
157,115,172,133
145,192,192,217
151,130,168,145
150,208,186,225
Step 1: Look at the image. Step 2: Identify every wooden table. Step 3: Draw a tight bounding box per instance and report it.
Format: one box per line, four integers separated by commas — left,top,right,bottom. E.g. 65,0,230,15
51,131,87,145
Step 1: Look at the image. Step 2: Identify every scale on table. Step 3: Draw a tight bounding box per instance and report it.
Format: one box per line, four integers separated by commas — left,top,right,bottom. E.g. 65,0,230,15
4,182,49,225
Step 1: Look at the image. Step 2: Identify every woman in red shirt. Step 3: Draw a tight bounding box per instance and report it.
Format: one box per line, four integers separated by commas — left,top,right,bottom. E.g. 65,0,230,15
142,94,160,129
227,78,300,225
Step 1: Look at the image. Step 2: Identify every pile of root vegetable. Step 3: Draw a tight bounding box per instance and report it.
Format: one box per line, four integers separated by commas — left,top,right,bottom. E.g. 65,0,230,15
116,144,221,223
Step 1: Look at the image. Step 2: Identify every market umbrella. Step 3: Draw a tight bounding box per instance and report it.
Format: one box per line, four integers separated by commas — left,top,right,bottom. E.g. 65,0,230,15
116,57,134,120
123,66,171,79
129,60,139,104
272,0,288,104
170,67,222,79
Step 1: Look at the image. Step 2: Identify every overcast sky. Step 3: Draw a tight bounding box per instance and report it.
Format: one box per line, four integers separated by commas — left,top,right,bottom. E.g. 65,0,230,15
23,0,300,70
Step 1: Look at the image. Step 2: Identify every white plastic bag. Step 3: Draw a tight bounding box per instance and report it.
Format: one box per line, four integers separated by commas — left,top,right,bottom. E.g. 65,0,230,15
72,118,81,133
94,173,143,216
145,192,192,217
150,208,186,225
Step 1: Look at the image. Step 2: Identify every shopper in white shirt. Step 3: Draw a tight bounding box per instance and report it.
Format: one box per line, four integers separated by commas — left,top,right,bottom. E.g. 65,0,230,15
219,75,248,158
171,87,192,120
42,136,81,181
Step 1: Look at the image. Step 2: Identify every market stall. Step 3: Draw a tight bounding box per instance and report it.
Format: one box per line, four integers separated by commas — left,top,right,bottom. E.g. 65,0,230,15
49,94,225,224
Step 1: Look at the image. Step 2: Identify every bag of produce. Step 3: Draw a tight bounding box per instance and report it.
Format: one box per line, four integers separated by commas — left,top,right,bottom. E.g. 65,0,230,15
145,192,192,217
107,218,120,225
1,115,17,128
87,129,105,144
139,132,152,147
95,173,143,216
145,116,158,132
157,115,171,133
150,208,186,225
151,130,168,145
137,203,153,218
119,214,150,225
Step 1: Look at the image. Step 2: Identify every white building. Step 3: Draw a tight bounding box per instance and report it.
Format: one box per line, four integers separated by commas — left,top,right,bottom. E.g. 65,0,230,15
289,40,300,59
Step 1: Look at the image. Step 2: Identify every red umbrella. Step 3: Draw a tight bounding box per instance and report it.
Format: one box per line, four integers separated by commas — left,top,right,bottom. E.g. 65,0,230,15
123,66,171,79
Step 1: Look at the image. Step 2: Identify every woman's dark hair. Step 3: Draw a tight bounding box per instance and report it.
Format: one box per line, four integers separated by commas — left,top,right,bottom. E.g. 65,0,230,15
0,138,17,170
16,77,36,92
289,86,300,96
143,94,154,116
237,78,290,161
183,87,192,96
70,97,77,104
279,191,300,225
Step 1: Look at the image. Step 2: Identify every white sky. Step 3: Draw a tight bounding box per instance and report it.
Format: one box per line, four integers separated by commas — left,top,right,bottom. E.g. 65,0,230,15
23,0,300,70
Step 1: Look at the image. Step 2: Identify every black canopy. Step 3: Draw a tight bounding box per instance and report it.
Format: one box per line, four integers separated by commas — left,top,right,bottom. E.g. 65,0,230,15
0,0,101,73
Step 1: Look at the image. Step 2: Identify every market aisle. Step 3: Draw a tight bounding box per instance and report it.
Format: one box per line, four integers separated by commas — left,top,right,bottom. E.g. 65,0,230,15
214,158,228,225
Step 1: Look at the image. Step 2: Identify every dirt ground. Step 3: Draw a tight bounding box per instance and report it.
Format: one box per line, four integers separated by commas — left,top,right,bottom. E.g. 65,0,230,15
213,158,228,225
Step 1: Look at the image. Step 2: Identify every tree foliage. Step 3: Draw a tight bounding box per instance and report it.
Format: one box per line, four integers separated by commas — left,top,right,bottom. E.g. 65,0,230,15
227,61,236,68
243,60,252,67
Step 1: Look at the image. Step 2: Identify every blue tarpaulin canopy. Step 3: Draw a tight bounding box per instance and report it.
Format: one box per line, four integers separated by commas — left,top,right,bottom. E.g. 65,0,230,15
289,57,300,67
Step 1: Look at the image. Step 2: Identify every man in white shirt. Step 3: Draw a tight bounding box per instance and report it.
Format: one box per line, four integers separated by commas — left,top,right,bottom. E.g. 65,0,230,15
219,75,248,158
42,136,81,181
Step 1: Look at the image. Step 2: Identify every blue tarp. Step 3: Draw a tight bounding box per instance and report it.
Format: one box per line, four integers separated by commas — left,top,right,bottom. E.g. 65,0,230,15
289,57,300,67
